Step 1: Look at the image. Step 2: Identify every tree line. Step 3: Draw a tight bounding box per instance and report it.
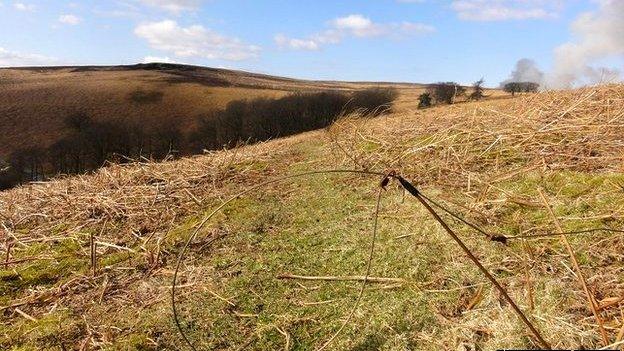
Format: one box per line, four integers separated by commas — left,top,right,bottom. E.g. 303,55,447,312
501,81,539,96
418,79,539,108
191,88,397,150
417,80,483,108
0,88,397,190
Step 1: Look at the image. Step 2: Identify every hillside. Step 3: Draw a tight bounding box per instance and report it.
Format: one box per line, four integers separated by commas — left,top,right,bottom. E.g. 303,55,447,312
1,85,624,350
0,63,426,159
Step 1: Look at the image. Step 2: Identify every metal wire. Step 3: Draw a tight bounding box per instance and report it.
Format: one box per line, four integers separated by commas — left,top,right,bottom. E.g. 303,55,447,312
397,176,551,349
316,183,385,351
508,227,624,240
173,169,623,349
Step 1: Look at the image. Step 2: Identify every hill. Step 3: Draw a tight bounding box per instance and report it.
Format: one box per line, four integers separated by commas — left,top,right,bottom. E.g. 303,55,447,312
0,63,425,160
2,85,623,350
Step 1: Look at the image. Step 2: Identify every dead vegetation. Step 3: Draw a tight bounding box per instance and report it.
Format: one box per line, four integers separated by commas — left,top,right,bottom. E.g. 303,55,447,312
1,85,624,350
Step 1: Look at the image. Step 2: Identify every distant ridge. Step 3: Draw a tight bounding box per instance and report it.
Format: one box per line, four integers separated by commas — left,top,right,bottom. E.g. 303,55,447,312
0,63,424,160
5,62,427,87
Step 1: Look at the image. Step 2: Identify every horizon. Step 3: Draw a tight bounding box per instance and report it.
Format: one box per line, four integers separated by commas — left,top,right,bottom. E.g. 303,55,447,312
0,62,560,89
0,1,622,88
0,61,483,87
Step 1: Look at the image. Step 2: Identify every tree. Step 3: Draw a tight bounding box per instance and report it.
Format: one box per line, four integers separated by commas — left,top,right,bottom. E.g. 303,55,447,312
64,112,91,132
0,165,20,190
522,82,540,93
0,158,18,190
427,82,466,104
2,90,401,190
418,92,432,108
0,160,8,173
191,112,221,151
503,81,540,96
470,78,486,101
350,88,399,115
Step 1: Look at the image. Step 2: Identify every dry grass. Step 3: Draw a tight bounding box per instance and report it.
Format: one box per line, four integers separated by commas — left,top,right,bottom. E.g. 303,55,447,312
1,85,624,350
330,85,624,176
0,67,286,157
327,84,624,348
0,65,425,158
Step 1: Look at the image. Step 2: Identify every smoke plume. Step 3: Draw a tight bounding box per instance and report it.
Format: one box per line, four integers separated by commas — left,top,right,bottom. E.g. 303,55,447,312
500,58,544,87
547,0,623,88
503,1,623,89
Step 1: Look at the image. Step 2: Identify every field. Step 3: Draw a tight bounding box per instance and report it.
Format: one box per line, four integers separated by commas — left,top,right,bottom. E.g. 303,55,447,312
1,84,624,350
0,64,426,159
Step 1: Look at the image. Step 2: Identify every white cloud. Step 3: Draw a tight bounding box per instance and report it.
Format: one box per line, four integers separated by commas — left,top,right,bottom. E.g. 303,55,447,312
13,2,35,11
274,34,320,51
93,2,142,19
333,14,374,31
275,14,435,51
58,14,81,25
451,0,562,21
142,55,177,63
399,22,438,34
138,0,202,13
134,20,260,61
0,47,57,67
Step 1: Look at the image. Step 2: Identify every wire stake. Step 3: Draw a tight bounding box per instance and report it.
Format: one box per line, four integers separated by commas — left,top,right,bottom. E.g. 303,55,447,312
397,176,551,350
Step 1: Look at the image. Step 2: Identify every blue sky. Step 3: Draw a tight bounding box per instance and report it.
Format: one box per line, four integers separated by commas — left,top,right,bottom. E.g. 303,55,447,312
0,0,622,87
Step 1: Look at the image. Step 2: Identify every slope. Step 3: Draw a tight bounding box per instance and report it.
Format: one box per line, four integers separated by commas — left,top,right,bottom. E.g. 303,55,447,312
0,63,425,159
1,85,623,350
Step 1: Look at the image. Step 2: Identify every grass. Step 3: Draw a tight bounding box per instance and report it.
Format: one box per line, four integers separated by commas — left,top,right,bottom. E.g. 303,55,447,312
1,85,624,349
171,177,444,350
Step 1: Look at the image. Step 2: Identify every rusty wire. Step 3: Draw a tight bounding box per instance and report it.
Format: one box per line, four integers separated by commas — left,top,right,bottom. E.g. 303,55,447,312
172,169,555,350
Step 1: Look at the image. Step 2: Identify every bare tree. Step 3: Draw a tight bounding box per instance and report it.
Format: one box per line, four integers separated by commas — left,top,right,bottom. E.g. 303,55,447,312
470,78,486,100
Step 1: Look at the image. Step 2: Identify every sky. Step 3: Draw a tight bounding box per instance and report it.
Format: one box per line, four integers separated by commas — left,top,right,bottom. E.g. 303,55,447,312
0,0,622,87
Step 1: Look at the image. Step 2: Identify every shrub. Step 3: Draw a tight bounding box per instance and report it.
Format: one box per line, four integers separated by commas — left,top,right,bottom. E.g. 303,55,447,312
427,82,466,104
470,78,486,101
418,92,432,108
503,82,539,96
